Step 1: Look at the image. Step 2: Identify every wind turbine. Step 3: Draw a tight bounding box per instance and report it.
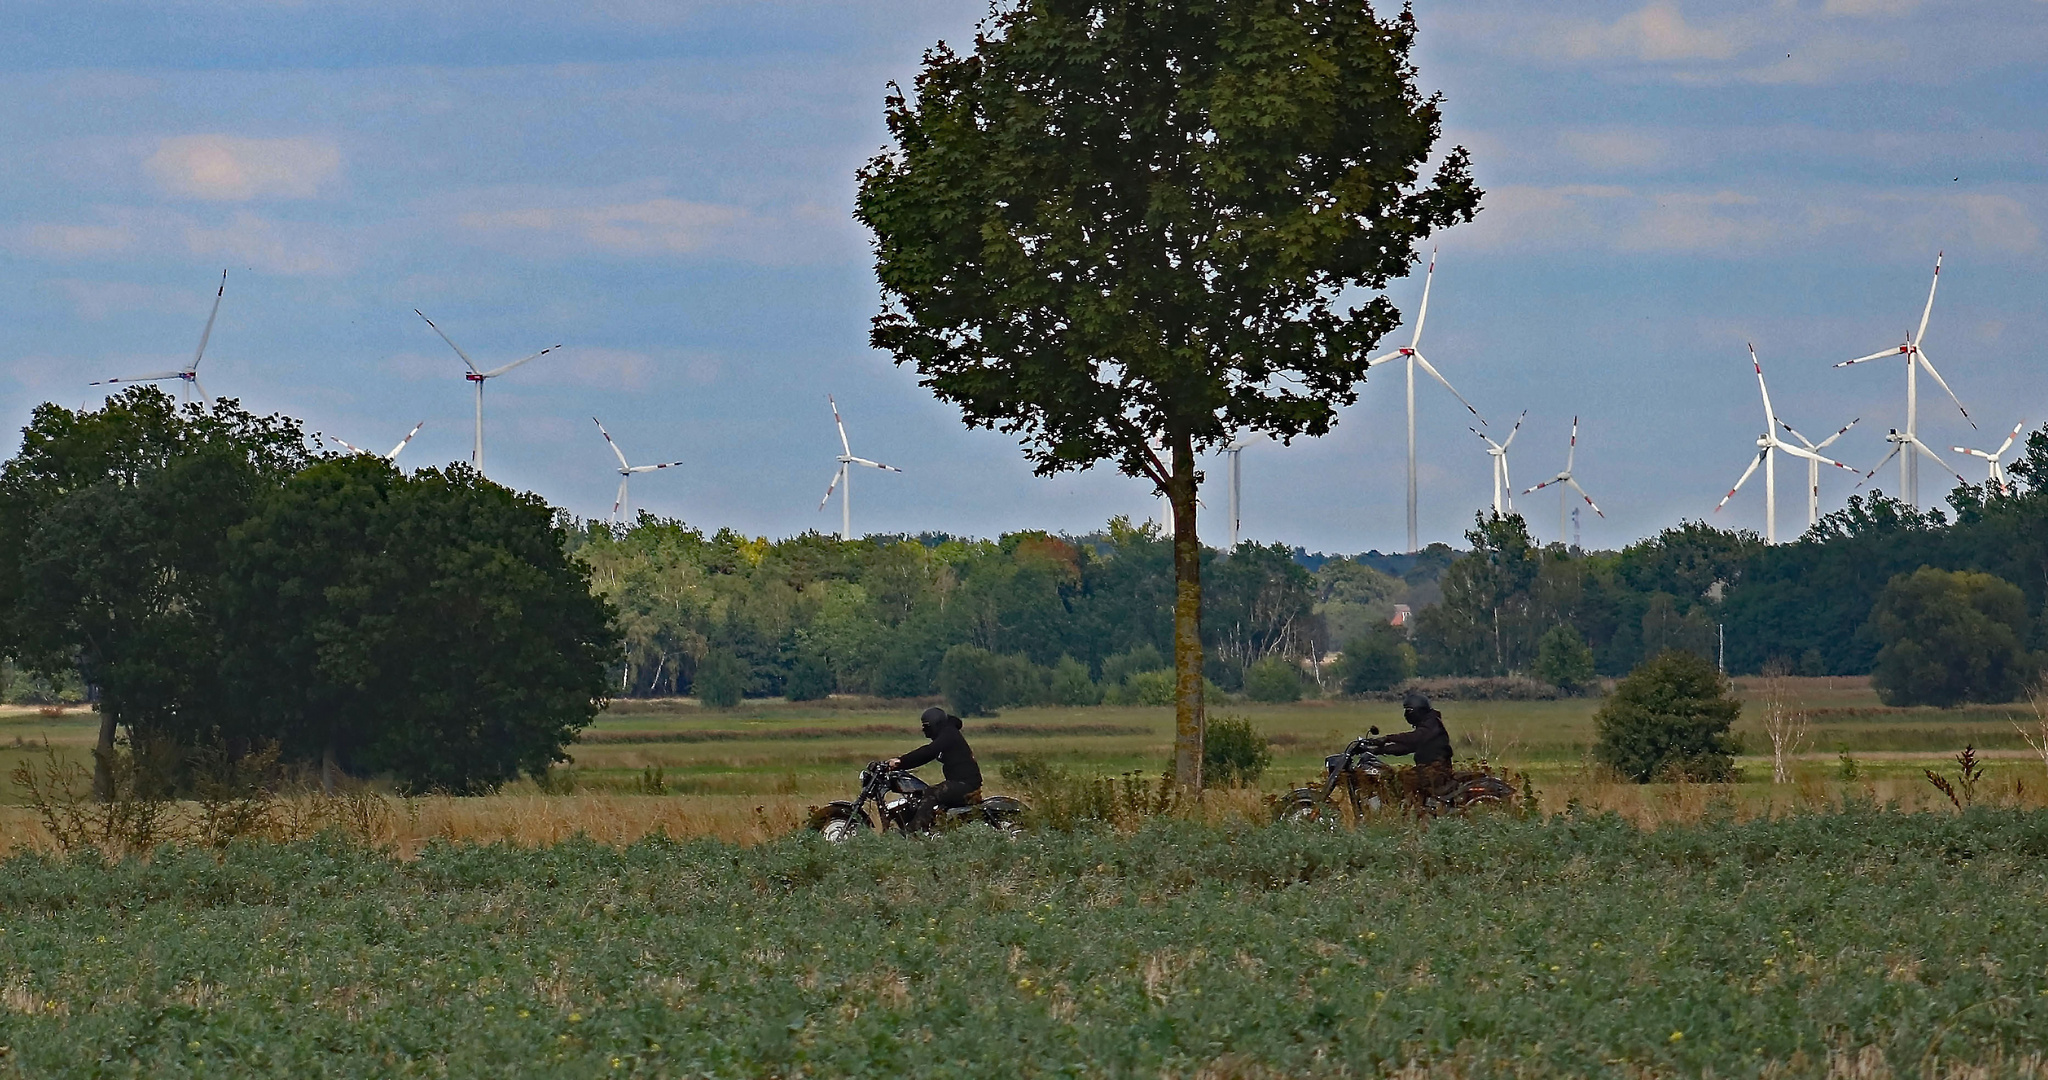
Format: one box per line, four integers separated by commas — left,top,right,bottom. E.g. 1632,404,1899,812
1367,248,1481,553
92,270,226,406
594,418,685,524
1713,346,1856,544
1222,438,1250,547
818,395,900,541
1522,416,1603,545
326,421,426,462
1470,411,1525,516
1955,420,2026,495
1835,251,1975,508
1780,417,1860,530
414,309,560,475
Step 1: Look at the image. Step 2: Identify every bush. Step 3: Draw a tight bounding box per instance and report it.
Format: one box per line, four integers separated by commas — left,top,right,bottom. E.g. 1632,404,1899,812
1202,714,1272,786
1243,656,1303,703
1099,644,1167,688
939,644,1008,716
1593,649,1741,782
693,651,747,709
1338,625,1414,693
1868,567,2036,706
1046,656,1101,706
784,654,837,702
1103,668,1227,706
1534,625,1596,692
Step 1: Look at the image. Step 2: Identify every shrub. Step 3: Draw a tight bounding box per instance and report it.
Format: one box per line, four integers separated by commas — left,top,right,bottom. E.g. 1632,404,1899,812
1099,644,1167,687
1534,625,1596,692
1593,649,1741,782
1103,668,1227,706
1339,625,1414,693
693,651,747,709
1202,714,1272,786
1046,656,1101,706
1244,656,1303,703
784,654,837,702
1868,567,2036,706
939,644,1008,716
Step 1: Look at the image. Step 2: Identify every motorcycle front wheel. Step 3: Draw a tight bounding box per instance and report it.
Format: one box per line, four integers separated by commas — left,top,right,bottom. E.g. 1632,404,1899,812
818,809,874,842
1274,788,1337,825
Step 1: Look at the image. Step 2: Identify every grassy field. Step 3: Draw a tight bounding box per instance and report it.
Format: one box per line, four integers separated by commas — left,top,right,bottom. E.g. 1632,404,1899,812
2,813,2048,1077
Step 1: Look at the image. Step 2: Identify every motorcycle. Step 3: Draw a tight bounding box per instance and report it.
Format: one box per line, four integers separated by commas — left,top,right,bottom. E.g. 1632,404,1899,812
808,761,1028,841
1275,726,1517,823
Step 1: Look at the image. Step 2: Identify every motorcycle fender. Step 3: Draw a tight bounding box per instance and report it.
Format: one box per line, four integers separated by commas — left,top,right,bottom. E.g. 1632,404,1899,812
807,801,861,829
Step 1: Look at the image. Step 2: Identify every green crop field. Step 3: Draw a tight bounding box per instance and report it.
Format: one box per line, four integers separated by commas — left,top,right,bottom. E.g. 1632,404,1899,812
3,812,2048,1077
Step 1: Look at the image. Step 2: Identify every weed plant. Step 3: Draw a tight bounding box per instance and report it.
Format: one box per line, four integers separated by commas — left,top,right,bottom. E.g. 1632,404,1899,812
2,810,2048,1076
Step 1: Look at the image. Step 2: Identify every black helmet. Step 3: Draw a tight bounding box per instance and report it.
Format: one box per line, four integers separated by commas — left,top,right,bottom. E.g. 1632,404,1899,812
1401,689,1432,713
919,706,953,736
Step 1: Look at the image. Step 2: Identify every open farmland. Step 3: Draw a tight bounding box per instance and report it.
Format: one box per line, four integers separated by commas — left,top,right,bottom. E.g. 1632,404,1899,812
2,813,2048,1077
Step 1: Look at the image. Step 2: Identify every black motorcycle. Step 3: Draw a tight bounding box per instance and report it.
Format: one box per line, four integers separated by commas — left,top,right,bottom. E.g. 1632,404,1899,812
809,761,1028,840
1276,727,1516,823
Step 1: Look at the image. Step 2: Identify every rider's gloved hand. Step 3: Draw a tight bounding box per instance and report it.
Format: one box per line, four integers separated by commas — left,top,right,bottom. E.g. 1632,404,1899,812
886,758,903,769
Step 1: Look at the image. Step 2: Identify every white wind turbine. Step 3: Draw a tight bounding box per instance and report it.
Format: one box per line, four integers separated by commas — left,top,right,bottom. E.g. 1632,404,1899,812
327,421,426,462
818,395,901,541
1955,420,2026,495
1836,251,1975,508
1469,411,1525,517
1780,417,1860,530
1221,438,1250,547
414,309,560,475
594,418,684,524
1522,416,1603,545
1713,346,1857,544
92,270,226,406
1367,248,1481,553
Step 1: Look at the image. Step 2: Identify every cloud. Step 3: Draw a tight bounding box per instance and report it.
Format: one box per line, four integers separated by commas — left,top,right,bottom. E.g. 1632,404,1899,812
52,279,194,321
1559,2,1738,62
1558,129,1671,170
182,210,349,275
145,135,342,201
451,186,863,264
20,222,134,257
1821,0,1919,15
460,198,742,256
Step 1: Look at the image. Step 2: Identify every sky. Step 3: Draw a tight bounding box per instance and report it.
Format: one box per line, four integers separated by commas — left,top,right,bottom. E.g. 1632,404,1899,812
4,0,2045,554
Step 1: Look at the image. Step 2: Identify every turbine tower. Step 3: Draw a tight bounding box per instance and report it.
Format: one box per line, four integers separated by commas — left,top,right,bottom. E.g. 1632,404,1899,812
414,309,559,475
1222,439,1249,547
92,270,226,406
1713,346,1855,544
1470,411,1525,516
1523,416,1604,545
1955,420,2027,495
1779,417,1859,530
326,421,426,462
1836,252,1975,508
595,418,685,524
1367,249,1480,553
818,395,900,541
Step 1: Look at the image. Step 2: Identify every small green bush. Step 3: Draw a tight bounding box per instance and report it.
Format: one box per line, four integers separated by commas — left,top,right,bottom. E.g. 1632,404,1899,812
1243,656,1303,703
784,655,837,702
1046,656,1101,705
1099,644,1166,687
1534,625,1596,692
1593,649,1741,782
692,651,747,708
939,644,1008,716
1202,714,1272,786
1103,667,1226,706
1338,625,1414,693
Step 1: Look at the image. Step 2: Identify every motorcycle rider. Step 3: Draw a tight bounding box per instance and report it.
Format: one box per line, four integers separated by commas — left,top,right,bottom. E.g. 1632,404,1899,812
886,707,983,830
1370,690,1454,800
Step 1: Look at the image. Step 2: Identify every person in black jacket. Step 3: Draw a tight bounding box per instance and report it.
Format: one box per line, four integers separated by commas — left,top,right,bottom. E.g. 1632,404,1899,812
1373,690,1453,797
887,707,983,829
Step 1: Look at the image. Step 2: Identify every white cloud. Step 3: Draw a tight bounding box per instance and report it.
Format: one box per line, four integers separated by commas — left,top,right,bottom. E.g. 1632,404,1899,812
21,223,134,257
1559,2,1738,61
145,135,342,201
450,187,862,265
183,210,349,275
1821,0,1919,16
460,198,741,256
52,279,193,321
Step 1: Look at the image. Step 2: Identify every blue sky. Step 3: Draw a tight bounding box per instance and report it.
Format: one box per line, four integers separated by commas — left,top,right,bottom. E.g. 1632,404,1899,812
5,0,2045,553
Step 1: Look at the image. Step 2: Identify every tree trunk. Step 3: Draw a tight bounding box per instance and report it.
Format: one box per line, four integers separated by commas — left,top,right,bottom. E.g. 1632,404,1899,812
92,708,116,802
1169,432,1206,791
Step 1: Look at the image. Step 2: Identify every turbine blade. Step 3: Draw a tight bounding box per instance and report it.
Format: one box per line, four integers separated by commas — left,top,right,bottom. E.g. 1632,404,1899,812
388,421,426,460
1954,446,1990,460
1915,251,1941,347
191,269,226,371
481,344,560,379
1523,473,1569,495
1409,248,1436,349
1365,349,1406,369
1913,348,1974,428
1813,418,1859,450
829,395,852,456
91,372,185,385
1750,344,1777,426
1567,416,1580,473
1858,442,1904,487
818,465,843,510
1836,346,1907,368
1503,410,1525,447
1779,420,1816,449
332,436,371,455
1909,437,1968,484
191,375,210,407
1567,479,1605,518
1411,353,1480,416
594,417,631,470
615,477,628,518
1994,420,2024,457
850,457,902,473
629,461,685,473
1715,452,1765,512
415,310,482,374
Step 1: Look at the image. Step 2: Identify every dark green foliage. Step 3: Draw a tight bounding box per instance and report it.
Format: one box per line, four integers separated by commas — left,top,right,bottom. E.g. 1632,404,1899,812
1098,643,1167,688
1339,624,1415,693
783,654,837,702
1242,656,1303,703
1594,650,1742,782
6,814,2048,1075
1534,624,1596,692
693,650,746,709
1202,714,1272,785
1045,655,1102,706
939,644,1007,716
1867,567,2034,706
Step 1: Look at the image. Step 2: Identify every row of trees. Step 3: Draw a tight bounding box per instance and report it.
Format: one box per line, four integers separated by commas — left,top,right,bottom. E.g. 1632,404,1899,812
0,389,617,794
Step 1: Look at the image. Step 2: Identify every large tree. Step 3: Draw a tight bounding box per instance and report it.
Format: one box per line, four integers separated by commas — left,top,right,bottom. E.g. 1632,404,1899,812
856,0,1480,785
